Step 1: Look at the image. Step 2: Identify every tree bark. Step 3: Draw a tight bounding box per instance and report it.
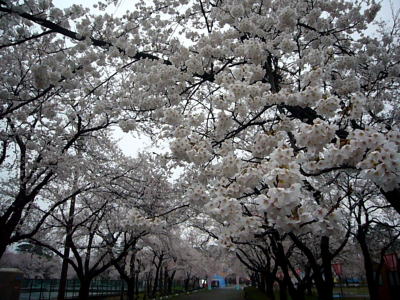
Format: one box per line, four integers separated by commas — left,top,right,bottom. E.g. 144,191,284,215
184,276,190,291
78,278,91,300
146,273,152,298
57,195,76,300
264,271,275,300
151,254,163,298
167,270,176,294
259,272,266,293
289,233,334,300
127,280,135,300
0,231,9,259
271,233,305,300
356,227,379,300
278,279,287,300
319,236,334,300
0,194,28,258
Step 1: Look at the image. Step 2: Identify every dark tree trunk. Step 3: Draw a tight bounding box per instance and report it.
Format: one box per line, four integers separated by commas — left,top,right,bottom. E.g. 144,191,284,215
135,272,140,300
289,233,334,300
145,273,152,299
192,277,198,289
356,227,379,300
320,237,334,300
167,270,176,294
126,280,135,300
278,279,287,300
78,278,91,300
259,272,266,293
151,256,162,298
315,236,334,300
271,233,305,300
304,267,313,296
254,272,260,289
265,272,275,300
184,277,190,291
57,196,75,300
0,194,27,259
57,243,71,300
0,233,9,259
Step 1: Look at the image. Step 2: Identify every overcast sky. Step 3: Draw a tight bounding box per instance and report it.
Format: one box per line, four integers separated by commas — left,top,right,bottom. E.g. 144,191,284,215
53,0,400,20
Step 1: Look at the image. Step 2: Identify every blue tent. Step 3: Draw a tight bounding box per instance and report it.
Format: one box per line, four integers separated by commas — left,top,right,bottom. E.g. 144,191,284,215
211,274,226,288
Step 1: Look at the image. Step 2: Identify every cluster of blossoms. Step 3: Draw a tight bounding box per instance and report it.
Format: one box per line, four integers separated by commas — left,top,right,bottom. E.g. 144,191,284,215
233,39,267,65
205,195,263,243
315,96,340,117
207,196,242,220
124,208,153,230
186,183,209,205
169,130,214,165
296,119,336,153
255,183,301,216
169,138,191,161
220,154,241,177
357,139,400,192
186,140,213,165
302,128,400,191
277,7,297,31
251,132,280,157
349,93,366,119
119,119,137,133
236,166,262,190
162,108,182,126
264,86,323,108
215,111,233,138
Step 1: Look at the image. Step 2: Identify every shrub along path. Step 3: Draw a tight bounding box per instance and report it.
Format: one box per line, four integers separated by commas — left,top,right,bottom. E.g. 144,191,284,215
171,287,244,300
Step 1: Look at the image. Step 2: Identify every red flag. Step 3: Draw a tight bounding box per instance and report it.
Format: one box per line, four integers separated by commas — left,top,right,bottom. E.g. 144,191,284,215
384,253,398,271
332,263,343,276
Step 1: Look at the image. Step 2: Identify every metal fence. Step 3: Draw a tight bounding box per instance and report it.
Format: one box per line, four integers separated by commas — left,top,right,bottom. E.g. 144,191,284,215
19,279,126,300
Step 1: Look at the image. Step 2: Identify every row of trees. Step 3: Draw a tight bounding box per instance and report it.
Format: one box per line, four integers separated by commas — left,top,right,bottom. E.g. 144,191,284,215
228,181,400,300
0,1,227,299
1,0,399,300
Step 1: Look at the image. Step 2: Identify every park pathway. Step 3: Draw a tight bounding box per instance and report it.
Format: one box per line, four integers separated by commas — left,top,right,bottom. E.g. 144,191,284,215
172,288,244,300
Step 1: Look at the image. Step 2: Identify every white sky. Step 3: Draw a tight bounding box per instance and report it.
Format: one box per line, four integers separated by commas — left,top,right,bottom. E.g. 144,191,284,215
52,0,400,158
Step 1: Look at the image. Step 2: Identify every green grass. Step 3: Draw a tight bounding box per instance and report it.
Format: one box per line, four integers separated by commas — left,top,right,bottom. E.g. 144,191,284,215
243,286,270,300
168,288,211,299
103,290,199,300
243,286,369,300
333,286,369,295
244,286,319,300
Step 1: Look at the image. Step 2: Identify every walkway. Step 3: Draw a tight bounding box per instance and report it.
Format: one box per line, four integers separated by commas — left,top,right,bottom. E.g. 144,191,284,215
172,288,244,300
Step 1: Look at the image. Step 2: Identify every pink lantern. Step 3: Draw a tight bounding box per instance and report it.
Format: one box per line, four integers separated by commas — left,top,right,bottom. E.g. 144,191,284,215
384,253,398,271
332,263,343,276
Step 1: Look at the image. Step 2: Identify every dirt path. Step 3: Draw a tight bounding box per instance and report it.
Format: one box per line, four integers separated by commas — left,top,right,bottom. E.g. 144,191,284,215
171,288,244,300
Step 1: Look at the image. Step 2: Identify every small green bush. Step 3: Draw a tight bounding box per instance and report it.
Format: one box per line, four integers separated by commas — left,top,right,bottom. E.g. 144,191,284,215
243,286,269,300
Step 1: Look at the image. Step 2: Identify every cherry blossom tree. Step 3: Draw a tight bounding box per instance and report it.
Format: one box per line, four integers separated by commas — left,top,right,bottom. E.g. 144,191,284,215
339,173,400,300
0,248,61,279
1,1,399,299
30,147,184,300
0,0,157,258
109,155,186,300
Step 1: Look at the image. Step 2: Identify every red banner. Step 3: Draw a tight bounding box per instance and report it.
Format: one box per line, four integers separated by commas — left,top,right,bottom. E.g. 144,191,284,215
384,253,398,271
332,263,343,276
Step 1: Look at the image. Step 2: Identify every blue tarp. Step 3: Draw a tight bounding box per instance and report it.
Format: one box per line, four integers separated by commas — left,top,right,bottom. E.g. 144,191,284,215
211,275,226,288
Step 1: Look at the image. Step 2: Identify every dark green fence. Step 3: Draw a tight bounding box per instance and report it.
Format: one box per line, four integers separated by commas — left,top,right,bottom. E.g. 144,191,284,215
19,279,126,300
19,278,202,300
